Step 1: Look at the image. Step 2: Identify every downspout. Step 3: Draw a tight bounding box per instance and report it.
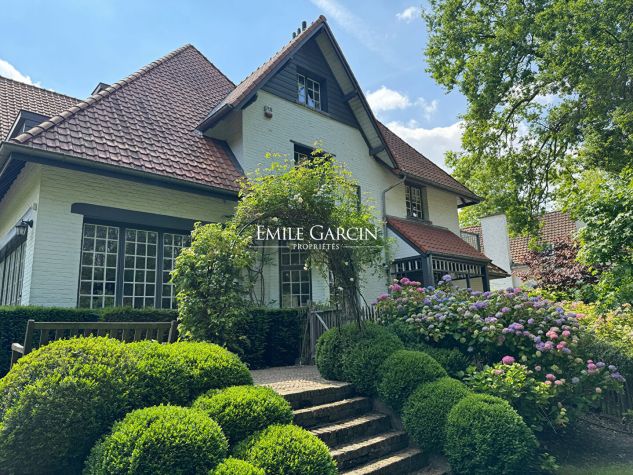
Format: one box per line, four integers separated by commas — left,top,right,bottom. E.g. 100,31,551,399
381,172,406,278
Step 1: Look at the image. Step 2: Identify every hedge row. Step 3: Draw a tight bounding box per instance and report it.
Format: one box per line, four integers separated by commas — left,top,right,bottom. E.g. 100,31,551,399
0,306,176,376
0,306,305,376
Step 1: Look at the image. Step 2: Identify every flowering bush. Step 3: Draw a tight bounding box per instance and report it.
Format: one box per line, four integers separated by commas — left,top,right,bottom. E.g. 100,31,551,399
377,277,624,429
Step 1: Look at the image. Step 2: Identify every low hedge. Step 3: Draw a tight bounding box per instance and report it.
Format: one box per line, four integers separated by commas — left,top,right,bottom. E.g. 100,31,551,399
402,377,470,451
445,394,538,475
84,405,228,474
0,306,176,376
212,458,265,475
192,385,293,445
0,306,303,376
0,337,250,474
235,424,337,475
378,350,447,411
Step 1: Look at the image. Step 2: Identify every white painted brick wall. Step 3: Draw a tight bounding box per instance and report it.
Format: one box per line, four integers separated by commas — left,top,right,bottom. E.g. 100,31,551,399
0,163,41,304
30,165,236,307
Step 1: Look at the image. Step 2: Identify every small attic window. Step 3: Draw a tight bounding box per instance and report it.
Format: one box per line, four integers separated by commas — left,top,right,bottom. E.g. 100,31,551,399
297,72,322,110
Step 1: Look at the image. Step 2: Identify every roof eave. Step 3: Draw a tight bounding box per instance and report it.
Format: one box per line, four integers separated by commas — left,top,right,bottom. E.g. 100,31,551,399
0,142,240,200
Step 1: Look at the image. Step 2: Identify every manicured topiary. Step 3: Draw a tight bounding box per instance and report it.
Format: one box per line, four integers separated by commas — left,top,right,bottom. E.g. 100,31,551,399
402,377,470,450
0,337,251,474
234,424,337,475
339,325,404,395
211,458,265,475
128,341,252,406
445,394,538,475
192,385,292,445
377,350,446,411
84,405,228,475
315,324,359,380
0,337,140,473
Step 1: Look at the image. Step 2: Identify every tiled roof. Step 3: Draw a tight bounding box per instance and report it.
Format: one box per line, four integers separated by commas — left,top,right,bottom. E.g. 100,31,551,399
0,76,79,139
387,216,490,261
510,211,578,265
12,45,242,193
200,16,327,129
378,122,479,201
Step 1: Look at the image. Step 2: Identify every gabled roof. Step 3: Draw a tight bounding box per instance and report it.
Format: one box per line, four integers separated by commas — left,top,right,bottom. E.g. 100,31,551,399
198,16,396,168
378,122,480,203
387,216,490,262
0,75,79,139
510,211,578,265
9,45,242,193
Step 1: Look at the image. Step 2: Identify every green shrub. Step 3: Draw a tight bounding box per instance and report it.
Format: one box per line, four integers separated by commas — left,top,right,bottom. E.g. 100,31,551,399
263,309,305,367
445,394,538,475
235,424,337,475
0,337,140,474
315,325,355,380
192,385,292,445
84,405,228,474
378,350,446,411
98,307,177,322
126,341,252,406
0,337,251,473
402,377,470,450
340,325,404,395
211,458,265,475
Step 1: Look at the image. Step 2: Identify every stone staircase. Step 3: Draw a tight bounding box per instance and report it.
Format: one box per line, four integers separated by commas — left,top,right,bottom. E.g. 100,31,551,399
286,382,426,474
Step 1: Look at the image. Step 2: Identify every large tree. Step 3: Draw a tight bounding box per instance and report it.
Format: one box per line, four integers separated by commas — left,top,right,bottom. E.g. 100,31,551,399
423,0,633,234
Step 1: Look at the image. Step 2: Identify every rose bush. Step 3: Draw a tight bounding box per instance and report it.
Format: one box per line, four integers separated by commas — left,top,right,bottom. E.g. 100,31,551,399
377,277,624,430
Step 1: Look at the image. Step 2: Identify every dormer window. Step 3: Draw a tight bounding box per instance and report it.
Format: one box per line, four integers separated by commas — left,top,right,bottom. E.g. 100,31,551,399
297,73,321,110
405,184,425,220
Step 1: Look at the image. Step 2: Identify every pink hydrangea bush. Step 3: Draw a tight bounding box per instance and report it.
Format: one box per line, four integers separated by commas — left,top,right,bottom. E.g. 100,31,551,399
376,277,624,430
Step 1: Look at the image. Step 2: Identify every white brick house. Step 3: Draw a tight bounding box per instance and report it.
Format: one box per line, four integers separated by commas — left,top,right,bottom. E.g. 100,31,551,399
0,16,504,310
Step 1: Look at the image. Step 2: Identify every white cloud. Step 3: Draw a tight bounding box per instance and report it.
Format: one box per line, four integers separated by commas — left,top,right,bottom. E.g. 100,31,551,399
0,59,36,85
310,0,383,55
366,86,411,112
366,86,438,120
385,120,463,171
396,6,418,22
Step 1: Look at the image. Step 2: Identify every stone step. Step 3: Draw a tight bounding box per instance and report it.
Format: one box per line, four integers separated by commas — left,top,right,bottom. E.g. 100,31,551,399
283,382,355,409
340,447,426,475
294,397,372,428
331,430,409,471
311,412,391,448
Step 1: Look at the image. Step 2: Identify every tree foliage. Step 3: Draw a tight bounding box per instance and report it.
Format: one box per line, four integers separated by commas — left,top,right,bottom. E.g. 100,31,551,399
518,237,598,301
424,0,633,233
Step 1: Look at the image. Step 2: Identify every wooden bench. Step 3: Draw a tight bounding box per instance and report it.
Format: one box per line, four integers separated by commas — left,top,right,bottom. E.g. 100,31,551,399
10,319,178,366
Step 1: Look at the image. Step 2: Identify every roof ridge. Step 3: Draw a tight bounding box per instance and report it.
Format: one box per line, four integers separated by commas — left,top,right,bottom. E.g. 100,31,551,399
0,74,80,102
13,44,195,144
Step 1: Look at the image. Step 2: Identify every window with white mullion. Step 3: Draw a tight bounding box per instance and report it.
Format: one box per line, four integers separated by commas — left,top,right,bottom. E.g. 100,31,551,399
280,243,312,308
122,229,158,309
297,72,321,110
161,232,191,309
405,184,425,219
78,224,118,308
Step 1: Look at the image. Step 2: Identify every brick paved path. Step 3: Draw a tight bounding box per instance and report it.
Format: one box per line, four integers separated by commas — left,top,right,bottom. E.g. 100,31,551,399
251,364,348,396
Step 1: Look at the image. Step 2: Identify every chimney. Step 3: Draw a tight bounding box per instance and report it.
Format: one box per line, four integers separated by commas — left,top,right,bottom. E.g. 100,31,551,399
302,20,307,31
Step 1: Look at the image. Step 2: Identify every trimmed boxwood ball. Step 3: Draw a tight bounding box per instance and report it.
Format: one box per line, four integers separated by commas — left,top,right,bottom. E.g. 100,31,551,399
84,405,228,475
339,324,404,395
192,385,293,445
234,424,337,475
211,458,265,475
402,376,470,451
315,324,358,380
0,337,141,474
377,350,446,411
445,394,538,475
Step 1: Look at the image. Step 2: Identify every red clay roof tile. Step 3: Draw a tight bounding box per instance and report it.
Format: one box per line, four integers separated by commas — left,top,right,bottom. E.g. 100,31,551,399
510,211,578,265
387,216,490,261
11,45,242,193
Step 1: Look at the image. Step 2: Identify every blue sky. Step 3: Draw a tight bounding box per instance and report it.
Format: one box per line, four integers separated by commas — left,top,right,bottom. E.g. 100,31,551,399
0,0,465,169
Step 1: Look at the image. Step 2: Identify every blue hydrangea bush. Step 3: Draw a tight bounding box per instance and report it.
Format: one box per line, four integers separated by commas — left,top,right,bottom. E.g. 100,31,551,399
376,277,624,430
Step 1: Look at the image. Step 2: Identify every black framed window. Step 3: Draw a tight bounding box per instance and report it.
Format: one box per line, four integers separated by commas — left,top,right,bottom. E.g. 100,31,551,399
297,72,322,110
78,222,191,309
405,184,425,219
0,238,26,306
293,144,312,164
279,243,312,308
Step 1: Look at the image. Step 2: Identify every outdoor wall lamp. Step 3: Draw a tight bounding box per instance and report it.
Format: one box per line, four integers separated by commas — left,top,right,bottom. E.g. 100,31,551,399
15,219,33,237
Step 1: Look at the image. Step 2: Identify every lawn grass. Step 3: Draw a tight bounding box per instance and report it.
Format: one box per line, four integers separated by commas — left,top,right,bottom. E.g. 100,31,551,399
558,463,633,475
